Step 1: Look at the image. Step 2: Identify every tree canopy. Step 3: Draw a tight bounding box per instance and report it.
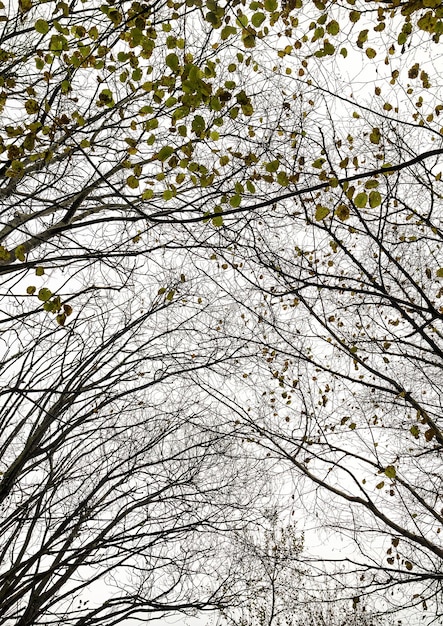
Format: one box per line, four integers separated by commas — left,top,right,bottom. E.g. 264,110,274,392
0,0,442,624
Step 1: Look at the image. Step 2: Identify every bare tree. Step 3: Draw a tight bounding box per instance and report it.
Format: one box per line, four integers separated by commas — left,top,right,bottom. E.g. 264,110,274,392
217,515,399,626
0,275,274,624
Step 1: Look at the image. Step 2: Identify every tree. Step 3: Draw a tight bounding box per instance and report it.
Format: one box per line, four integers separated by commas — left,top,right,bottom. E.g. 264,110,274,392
1,0,442,623
217,515,400,626
0,281,276,624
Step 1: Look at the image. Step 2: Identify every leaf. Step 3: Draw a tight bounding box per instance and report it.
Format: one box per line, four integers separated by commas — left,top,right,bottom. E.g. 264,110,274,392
56,313,67,326
315,206,330,221
26,286,36,294
212,214,224,227
354,192,367,208
335,204,350,221
38,288,52,302
165,53,180,72
251,12,266,27
384,465,396,479
34,19,50,34
163,189,174,201
405,561,413,570
312,158,325,169
409,425,420,438
35,266,45,276
369,127,381,144
376,481,385,489
265,160,279,173
98,89,114,107
25,99,39,115
369,190,381,208
126,175,139,189
424,428,435,441
436,268,443,277
241,30,256,48
166,290,175,301
326,20,339,36
14,245,26,262
264,0,277,11
156,146,174,161
364,179,379,189
49,34,68,53
221,25,237,40
191,115,206,135
0,246,10,261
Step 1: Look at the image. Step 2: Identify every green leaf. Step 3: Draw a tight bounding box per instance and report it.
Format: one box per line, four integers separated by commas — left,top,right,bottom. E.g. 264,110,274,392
0,246,10,261
312,158,325,169
126,175,139,189
229,195,242,208
326,20,339,36
142,189,154,200
49,34,68,53
384,465,396,479
165,53,180,72
264,0,278,10
98,89,114,107
241,31,256,48
212,214,224,227
191,115,206,135
14,245,26,262
436,268,443,277
357,29,369,48
38,288,52,302
221,25,237,40
265,160,279,173
315,206,330,221
35,19,50,34
354,192,367,208
156,146,174,161
369,190,381,208
376,481,385,489
163,189,175,201
364,179,379,189
25,99,39,115
251,12,266,27
409,425,420,438
35,266,45,276
369,127,381,144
